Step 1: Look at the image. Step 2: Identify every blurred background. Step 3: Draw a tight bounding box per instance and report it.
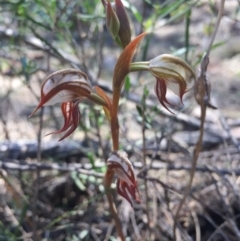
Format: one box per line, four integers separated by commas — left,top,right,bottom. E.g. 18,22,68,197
0,0,240,240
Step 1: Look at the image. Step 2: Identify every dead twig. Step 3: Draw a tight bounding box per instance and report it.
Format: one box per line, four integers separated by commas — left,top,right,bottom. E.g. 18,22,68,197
141,89,151,234
3,158,240,177
173,1,225,240
191,210,201,241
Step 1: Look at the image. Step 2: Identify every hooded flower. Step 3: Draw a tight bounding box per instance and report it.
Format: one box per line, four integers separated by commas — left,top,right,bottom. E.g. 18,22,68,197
30,69,108,140
30,69,92,114
130,54,196,113
107,150,140,206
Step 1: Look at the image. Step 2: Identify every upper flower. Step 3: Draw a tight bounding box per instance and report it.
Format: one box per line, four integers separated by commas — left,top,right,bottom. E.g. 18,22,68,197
107,150,140,206
130,54,196,113
149,54,195,97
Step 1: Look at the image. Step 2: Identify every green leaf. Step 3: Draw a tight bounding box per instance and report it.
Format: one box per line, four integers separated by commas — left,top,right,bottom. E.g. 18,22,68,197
211,41,225,50
71,171,86,191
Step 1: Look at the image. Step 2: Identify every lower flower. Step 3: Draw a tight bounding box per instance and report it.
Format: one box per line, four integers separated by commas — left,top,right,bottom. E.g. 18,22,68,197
107,150,140,206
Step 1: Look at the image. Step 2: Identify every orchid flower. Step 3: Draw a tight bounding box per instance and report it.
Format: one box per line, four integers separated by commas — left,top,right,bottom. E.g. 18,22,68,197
107,150,140,206
130,54,196,113
110,32,195,114
30,69,109,140
30,1,198,238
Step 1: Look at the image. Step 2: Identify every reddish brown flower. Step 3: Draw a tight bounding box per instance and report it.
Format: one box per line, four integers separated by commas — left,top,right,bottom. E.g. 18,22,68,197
45,100,82,141
30,69,94,140
30,69,112,140
107,150,140,206
30,69,92,116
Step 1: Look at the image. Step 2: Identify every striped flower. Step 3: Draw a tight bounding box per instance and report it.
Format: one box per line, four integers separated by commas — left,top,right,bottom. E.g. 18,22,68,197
107,150,140,206
30,69,107,140
130,54,196,113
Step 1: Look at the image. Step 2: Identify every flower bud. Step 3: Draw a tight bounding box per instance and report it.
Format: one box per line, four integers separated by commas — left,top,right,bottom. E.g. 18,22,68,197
106,1,120,39
115,0,131,48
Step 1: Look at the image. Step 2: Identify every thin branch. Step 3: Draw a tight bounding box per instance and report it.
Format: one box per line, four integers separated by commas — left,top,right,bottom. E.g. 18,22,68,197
173,1,225,240
141,90,151,233
205,0,225,57
3,159,240,176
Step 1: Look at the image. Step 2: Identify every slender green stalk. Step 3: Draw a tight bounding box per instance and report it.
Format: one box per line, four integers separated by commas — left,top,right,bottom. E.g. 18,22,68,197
130,62,149,72
89,93,108,107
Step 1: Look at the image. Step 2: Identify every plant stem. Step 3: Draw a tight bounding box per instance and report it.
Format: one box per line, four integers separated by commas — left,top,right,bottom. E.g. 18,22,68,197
104,169,125,241
173,1,225,239
111,88,121,151
104,86,124,239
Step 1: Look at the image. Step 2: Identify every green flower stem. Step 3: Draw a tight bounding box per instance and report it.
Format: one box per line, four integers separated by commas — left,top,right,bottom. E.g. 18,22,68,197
89,93,108,107
130,62,149,72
